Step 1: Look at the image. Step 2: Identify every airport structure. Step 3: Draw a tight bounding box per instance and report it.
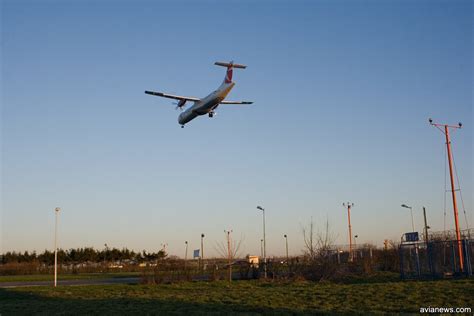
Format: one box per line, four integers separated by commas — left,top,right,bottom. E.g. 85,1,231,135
429,119,465,272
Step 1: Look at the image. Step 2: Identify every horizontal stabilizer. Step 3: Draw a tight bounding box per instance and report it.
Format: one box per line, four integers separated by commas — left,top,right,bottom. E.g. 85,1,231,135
215,62,247,69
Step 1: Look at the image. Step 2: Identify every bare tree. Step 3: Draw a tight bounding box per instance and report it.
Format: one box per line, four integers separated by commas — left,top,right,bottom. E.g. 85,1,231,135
301,217,316,259
300,217,338,281
215,230,244,283
315,218,336,258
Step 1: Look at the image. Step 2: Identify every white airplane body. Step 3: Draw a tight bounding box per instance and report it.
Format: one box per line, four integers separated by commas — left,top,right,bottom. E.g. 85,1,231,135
145,61,253,127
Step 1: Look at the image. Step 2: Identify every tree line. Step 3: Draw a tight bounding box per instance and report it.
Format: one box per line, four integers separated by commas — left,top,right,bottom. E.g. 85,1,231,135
0,247,166,265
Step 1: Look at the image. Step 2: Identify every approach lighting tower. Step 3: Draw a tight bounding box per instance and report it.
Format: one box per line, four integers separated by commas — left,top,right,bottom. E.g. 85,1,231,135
429,118,464,272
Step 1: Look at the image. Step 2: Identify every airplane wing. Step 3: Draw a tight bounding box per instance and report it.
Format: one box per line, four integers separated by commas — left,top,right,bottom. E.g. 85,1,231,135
219,100,253,105
145,90,200,102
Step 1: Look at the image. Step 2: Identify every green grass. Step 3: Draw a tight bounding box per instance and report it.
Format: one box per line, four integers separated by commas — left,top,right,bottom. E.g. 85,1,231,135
0,272,140,283
1,278,473,314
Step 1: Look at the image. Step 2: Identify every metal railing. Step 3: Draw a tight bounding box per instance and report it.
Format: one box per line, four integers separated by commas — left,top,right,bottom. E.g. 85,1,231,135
399,238,473,279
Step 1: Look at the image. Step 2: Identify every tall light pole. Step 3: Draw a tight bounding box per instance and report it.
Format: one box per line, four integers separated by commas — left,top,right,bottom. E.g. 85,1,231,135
201,234,205,260
54,207,60,287
284,234,289,265
354,235,358,260
401,204,415,233
225,229,233,283
201,233,205,270
429,118,464,272
401,204,421,276
343,202,354,262
103,243,108,271
257,206,266,278
260,239,264,258
423,207,430,246
198,234,205,271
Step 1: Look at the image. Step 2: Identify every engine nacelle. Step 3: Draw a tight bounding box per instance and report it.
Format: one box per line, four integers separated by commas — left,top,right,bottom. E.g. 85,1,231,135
176,99,187,110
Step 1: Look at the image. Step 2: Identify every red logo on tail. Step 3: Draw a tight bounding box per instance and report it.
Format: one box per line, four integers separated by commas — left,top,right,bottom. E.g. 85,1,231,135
225,67,233,83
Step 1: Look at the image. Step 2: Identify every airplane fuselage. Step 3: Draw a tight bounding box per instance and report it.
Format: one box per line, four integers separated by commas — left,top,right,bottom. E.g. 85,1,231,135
178,82,235,125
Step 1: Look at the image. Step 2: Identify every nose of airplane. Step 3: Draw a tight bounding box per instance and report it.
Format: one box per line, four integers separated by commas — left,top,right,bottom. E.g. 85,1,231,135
178,113,185,124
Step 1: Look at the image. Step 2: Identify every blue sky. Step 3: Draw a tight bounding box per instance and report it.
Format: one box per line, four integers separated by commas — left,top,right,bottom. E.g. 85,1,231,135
1,0,472,257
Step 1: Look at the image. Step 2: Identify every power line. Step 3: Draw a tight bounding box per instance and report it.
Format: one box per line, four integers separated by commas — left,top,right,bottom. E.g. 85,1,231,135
451,147,471,238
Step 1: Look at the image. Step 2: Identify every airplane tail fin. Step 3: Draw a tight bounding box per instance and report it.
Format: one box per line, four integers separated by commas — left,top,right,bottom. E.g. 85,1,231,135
215,61,247,84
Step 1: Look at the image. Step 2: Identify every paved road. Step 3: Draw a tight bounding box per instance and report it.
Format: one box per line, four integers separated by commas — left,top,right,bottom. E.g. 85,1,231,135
0,277,140,288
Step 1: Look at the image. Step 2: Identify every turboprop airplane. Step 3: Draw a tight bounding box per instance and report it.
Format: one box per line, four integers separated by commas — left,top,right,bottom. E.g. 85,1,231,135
145,61,253,128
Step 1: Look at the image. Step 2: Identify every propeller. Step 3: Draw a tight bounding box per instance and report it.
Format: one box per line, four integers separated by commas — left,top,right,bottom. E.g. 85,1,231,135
173,99,187,111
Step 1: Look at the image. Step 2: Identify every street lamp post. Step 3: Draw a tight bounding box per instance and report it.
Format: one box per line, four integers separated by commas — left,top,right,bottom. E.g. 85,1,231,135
260,239,264,259
423,207,430,246
54,207,60,287
354,235,358,260
225,229,233,282
284,234,289,264
401,204,421,276
103,243,108,271
184,241,188,271
200,233,205,271
201,234,205,260
257,206,267,278
401,204,415,232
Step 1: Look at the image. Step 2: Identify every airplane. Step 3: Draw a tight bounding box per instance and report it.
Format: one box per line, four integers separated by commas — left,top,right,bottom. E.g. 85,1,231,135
145,61,253,128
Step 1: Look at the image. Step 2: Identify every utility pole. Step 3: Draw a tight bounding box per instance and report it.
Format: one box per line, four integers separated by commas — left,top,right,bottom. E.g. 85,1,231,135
343,202,354,262
54,207,60,287
430,119,464,272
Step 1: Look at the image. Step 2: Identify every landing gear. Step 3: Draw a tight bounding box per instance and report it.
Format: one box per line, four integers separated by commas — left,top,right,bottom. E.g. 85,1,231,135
209,111,214,118
181,125,184,128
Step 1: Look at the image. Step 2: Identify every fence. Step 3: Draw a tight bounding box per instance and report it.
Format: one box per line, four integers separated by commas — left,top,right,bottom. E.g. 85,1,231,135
400,238,473,279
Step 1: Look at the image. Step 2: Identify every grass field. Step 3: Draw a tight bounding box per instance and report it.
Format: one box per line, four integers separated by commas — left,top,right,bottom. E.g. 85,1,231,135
0,272,140,283
1,278,473,314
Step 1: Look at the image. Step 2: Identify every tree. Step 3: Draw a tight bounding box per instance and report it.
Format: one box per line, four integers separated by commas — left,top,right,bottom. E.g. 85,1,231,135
215,230,243,283
301,217,317,260
300,217,337,281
